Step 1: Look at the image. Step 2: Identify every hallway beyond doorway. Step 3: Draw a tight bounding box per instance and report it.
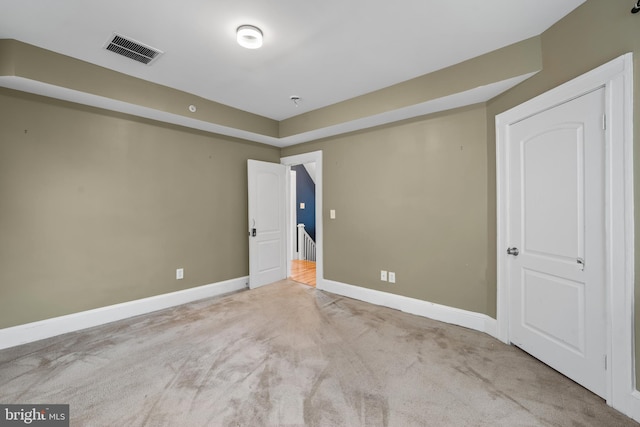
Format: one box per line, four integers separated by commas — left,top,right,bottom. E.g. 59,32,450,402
290,260,316,287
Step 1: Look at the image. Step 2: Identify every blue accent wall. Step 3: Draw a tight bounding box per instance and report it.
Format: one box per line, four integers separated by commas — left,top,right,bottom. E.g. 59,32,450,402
292,164,316,241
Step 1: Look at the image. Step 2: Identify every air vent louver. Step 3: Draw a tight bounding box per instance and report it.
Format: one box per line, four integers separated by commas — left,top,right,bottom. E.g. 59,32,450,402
104,33,163,65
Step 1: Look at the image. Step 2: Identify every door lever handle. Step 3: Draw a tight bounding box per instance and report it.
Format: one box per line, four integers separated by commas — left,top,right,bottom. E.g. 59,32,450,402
507,247,519,256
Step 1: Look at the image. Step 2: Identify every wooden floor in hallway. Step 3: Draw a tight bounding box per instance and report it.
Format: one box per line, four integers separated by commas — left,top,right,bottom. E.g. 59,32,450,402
290,259,316,287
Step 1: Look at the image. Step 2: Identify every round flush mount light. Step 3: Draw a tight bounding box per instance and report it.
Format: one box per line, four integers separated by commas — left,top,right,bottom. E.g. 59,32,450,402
237,25,263,49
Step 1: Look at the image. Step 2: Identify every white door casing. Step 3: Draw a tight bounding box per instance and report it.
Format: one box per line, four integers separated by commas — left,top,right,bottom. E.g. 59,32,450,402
507,88,606,397
496,54,635,418
289,170,297,266
281,151,324,289
248,160,287,289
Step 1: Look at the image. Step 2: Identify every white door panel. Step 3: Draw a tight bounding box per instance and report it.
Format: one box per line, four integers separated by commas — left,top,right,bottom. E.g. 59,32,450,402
521,269,585,354
258,240,281,270
508,88,606,397
257,173,280,231
522,126,582,259
248,160,286,289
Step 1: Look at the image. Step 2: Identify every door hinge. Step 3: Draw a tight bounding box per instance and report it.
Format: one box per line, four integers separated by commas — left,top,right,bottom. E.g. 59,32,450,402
602,114,607,130
604,354,608,370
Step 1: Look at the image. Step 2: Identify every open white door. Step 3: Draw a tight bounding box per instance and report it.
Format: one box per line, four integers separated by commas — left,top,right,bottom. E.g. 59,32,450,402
248,160,287,289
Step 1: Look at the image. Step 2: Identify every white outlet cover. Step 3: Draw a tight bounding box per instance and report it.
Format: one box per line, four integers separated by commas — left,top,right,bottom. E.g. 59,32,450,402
330,209,336,219
389,272,396,283
380,270,387,281
176,268,184,280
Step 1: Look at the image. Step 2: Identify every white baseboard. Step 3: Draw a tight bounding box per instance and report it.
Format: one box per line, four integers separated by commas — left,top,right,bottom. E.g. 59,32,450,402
0,276,249,351
319,279,498,338
622,391,640,423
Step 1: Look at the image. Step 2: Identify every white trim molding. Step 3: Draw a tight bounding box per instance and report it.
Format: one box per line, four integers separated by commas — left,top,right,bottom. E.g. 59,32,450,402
496,53,635,420
0,276,248,351
321,279,498,337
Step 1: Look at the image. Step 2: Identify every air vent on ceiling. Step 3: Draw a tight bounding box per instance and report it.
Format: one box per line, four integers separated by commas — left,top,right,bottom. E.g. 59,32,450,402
104,33,163,65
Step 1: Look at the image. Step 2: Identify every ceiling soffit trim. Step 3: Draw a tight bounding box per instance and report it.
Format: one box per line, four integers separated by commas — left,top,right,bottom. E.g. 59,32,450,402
0,39,278,138
0,38,541,147
279,37,542,138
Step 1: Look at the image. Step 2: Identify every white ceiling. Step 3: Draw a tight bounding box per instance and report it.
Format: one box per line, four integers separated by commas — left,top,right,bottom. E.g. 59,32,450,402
0,0,584,123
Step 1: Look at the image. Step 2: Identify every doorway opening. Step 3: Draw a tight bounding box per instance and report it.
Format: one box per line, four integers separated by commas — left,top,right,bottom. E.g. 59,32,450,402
281,151,323,290
289,163,317,287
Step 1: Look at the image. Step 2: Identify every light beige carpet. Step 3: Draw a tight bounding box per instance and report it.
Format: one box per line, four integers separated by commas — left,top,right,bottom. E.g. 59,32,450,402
0,280,637,426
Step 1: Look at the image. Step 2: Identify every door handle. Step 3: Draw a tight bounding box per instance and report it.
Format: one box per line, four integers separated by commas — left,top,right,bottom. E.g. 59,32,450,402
252,228,257,237
507,247,519,256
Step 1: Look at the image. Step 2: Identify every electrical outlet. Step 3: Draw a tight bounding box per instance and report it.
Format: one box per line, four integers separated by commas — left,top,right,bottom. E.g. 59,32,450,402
176,268,184,280
389,272,396,283
380,270,387,281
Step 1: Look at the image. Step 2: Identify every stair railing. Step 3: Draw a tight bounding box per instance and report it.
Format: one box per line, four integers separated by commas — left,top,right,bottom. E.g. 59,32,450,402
297,224,316,261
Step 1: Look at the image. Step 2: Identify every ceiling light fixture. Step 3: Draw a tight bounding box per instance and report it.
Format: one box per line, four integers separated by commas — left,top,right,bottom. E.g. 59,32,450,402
237,25,263,49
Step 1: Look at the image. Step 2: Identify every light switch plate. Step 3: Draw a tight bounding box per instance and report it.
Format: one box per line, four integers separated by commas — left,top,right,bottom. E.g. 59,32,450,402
330,209,336,219
389,272,396,283
300,202,305,209
176,268,184,280
380,270,387,281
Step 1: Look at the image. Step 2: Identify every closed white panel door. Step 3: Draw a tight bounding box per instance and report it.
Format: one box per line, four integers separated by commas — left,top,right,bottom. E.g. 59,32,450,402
507,88,606,397
248,160,286,289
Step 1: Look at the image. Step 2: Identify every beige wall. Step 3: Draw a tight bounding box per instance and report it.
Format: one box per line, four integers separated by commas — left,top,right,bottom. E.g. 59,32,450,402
0,88,279,328
283,105,493,314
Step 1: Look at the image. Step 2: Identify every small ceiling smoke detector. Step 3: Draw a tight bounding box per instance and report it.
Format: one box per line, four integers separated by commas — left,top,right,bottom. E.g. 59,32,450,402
104,33,163,65
237,25,263,49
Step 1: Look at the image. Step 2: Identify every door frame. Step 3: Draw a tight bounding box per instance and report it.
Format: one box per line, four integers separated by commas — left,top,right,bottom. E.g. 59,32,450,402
281,151,323,288
289,169,297,260
496,54,634,414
